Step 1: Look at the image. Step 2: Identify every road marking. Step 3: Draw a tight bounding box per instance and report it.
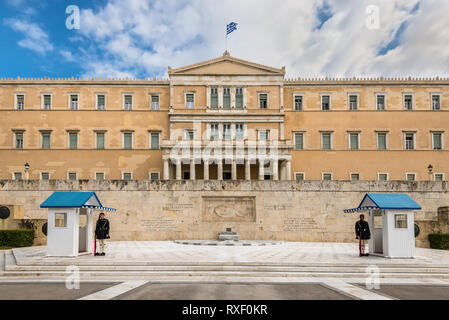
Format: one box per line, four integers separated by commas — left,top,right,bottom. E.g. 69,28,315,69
78,280,149,300
322,280,392,300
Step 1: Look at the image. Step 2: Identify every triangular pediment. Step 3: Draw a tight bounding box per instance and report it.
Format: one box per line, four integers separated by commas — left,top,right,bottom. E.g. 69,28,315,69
169,52,285,76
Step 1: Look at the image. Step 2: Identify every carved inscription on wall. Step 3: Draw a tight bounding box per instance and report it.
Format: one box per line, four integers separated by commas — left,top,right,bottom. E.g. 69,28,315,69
141,218,177,232
283,217,321,231
202,196,256,222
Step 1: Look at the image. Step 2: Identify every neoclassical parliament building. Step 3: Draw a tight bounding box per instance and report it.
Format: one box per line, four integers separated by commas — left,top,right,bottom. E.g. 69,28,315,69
1,52,448,182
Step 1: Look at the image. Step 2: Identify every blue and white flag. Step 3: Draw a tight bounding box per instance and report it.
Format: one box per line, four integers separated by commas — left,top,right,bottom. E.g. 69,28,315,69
226,22,238,35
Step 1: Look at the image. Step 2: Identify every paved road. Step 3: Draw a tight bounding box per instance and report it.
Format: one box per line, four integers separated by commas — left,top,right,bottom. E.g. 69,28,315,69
1,282,449,300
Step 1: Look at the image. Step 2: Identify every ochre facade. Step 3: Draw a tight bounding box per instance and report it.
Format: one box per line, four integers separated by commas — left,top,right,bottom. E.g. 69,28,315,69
1,52,448,181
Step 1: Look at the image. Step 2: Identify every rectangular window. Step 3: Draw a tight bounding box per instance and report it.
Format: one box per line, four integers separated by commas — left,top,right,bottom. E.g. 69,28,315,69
124,95,133,110
295,173,305,181
321,95,330,110
406,173,416,181
96,132,105,149
16,94,24,110
432,94,441,110
258,130,269,141
294,133,304,150
395,214,408,229
122,172,132,180
69,94,78,110
41,133,51,149
404,94,413,110
294,95,303,111
95,172,105,180
434,173,444,181
223,124,232,140
13,172,22,180
41,172,50,180
123,133,133,149
259,94,268,109
235,124,244,140
235,88,243,109
150,172,160,181
377,133,387,150
69,132,78,149
378,173,389,181
150,132,160,149
151,95,160,110
350,173,360,181
186,93,194,109
349,133,359,150
43,94,52,110
376,94,386,110
223,88,231,109
405,133,415,150
321,133,332,150
322,173,333,181
349,94,358,110
15,132,24,149
68,172,77,180
432,133,442,150
55,213,67,228
185,130,194,141
210,124,219,141
97,94,106,110
210,88,218,109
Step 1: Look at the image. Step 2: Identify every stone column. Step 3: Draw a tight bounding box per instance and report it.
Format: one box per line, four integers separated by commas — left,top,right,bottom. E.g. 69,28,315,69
217,159,223,181
218,87,223,108
259,159,265,181
176,160,182,180
272,159,279,181
285,160,291,181
190,158,196,180
206,86,211,108
232,159,237,180
243,87,247,108
231,87,236,108
245,158,251,180
280,122,285,140
204,160,209,180
163,159,169,180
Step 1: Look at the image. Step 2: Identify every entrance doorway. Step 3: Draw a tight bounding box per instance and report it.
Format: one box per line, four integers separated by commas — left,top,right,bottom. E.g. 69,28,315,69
78,209,88,253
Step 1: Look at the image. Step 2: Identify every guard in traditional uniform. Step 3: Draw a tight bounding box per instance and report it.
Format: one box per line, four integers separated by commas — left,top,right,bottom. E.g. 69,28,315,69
95,212,110,256
355,214,370,256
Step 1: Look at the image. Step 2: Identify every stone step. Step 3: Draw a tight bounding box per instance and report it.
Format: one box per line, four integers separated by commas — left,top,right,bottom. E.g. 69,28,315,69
2,270,449,279
6,262,449,274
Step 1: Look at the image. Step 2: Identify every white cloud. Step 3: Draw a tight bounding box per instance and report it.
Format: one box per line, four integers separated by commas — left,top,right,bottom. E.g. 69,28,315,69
56,0,449,77
5,18,53,55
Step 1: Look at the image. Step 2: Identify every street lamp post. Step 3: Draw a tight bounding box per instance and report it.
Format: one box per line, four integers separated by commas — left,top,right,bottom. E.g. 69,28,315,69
24,162,30,180
427,164,433,181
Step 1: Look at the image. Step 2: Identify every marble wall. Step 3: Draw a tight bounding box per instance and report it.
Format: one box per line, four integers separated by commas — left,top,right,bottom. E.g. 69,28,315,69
0,180,447,247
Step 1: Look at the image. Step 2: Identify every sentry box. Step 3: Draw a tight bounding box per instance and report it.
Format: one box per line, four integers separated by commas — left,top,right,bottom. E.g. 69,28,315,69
40,192,116,257
344,193,422,258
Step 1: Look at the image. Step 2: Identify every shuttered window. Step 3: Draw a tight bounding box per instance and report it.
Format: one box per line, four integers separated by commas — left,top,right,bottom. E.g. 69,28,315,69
97,95,105,110
96,132,105,149
150,132,160,149
43,95,51,109
349,133,359,150
223,88,231,109
235,88,243,109
322,133,331,149
69,133,78,149
16,95,24,110
42,133,51,149
124,95,133,110
186,94,194,109
294,133,304,150
433,133,442,150
123,133,133,149
377,133,387,150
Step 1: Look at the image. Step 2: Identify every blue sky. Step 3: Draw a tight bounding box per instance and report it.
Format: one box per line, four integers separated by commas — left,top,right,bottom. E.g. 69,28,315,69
1,0,448,79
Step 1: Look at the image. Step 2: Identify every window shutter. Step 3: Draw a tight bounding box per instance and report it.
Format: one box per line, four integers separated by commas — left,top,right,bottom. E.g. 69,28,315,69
42,134,50,149
97,95,105,108
151,133,159,149
96,133,105,149
124,133,132,149
295,133,303,150
69,133,78,149
434,134,442,149
378,133,386,150
350,134,359,149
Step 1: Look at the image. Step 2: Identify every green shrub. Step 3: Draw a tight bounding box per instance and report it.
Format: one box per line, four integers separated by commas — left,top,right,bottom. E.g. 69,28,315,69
428,233,449,250
0,230,34,248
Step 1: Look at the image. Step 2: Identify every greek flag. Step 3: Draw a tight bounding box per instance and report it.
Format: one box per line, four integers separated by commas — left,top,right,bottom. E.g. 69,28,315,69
226,22,238,35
